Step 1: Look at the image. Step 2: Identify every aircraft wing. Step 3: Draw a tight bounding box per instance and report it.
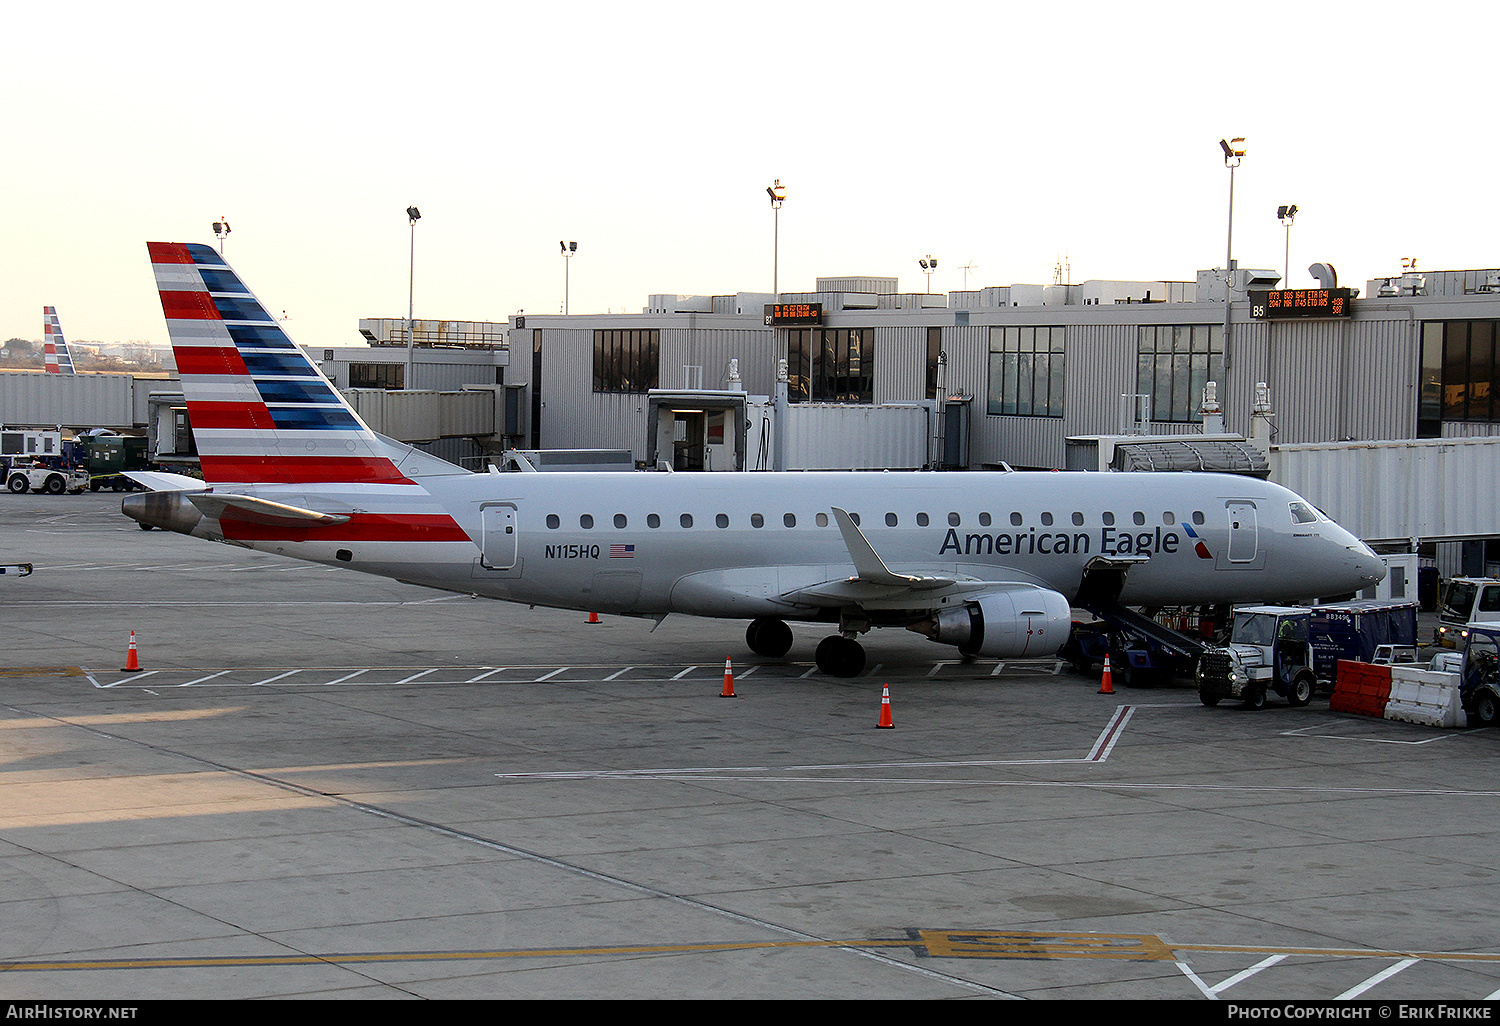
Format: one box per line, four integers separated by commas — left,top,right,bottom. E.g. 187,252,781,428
778,506,972,608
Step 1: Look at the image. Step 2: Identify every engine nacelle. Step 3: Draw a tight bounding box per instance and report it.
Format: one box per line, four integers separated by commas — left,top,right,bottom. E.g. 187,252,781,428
912,588,1072,658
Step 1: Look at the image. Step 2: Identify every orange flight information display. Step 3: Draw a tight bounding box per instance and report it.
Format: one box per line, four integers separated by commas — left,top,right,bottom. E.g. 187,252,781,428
1249,288,1355,319
764,302,824,326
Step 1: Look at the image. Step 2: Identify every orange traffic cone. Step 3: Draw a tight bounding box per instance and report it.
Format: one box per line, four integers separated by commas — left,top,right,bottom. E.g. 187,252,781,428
121,630,141,672
876,685,894,728
720,657,736,698
586,611,600,625
1098,654,1115,694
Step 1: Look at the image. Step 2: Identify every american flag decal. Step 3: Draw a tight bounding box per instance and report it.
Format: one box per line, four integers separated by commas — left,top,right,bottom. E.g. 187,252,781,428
610,544,635,558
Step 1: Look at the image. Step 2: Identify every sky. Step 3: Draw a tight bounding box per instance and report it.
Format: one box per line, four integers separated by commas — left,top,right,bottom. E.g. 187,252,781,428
5,1,1498,351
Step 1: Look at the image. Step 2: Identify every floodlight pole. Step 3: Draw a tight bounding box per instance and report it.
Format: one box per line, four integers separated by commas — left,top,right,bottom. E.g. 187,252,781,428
766,180,785,297
1220,139,1244,370
406,205,421,388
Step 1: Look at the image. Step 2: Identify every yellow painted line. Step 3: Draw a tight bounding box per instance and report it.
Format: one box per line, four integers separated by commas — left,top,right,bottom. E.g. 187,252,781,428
8,932,1500,973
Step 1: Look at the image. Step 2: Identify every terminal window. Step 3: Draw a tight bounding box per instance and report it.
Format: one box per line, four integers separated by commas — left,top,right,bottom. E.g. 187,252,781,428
349,363,404,390
1136,324,1223,423
784,328,874,403
593,329,660,393
1421,320,1496,436
988,326,1064,417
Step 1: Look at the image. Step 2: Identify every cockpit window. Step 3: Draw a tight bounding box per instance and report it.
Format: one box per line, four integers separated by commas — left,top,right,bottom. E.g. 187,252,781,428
1288,501,1320,525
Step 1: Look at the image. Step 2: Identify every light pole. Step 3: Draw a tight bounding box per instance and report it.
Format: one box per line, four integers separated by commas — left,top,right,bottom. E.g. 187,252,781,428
1278,204,1298,288
405,205,421,388
212,218,231,253
1220,138,1245,368
766,179,786,296
560,241,577,314
919,255,937,292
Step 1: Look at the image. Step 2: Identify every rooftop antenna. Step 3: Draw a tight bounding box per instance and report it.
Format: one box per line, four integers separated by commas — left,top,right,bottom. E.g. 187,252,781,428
960,261,978,289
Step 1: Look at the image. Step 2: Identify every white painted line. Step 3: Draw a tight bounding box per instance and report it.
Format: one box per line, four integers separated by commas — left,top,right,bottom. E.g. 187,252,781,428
177,670,231,687
390,668,440,685
253,669,304,686
1176,961,1217,1000
533,667,568,682
1335,957,1418,999
991,662,1007,676
1210,954,1287,994
671,666,698,680
1086,705,1135,762
603,666,635,681
322,668,371,685
463,668,511,683
737,664,759,678
101,670,160,687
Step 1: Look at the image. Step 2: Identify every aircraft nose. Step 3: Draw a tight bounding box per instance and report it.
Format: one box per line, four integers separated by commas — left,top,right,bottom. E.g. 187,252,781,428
1347,541,1386,587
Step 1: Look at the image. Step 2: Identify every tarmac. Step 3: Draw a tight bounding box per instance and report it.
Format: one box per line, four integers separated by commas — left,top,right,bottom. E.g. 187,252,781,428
2,491,1499,1001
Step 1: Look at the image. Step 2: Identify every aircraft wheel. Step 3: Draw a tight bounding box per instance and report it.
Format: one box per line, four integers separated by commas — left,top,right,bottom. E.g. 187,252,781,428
815,635,866,678
1287,672,1316,707
7,475,28,494
138,522,155,531
745,617,793,658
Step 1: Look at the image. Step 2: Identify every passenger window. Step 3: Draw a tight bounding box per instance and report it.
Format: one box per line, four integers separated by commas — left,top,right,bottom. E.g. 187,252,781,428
885,513,898,527
816,513,829,527
1192,511,1205,525
716,514,729,528
1041,512,1054,526
1072,512,1084,526
647,514,661,528
1010,512,1023,527
948,512,961,526
680,513,694,528
916,512,929,527
1162,512,1176,525
580,514,594,529
978,512,991,527
784,513,796,528
1103,512,1116,526
614,514,627,528
751,513,765,528
1133,511,1146,526
546,514,560,530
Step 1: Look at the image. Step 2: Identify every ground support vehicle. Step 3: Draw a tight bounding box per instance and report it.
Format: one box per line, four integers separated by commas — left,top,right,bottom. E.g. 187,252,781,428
1435,577,1500,649
1432,625,1500,727
76,434,149,492
1065,602,1217,687
1196,600,1418,710
5,459,89,495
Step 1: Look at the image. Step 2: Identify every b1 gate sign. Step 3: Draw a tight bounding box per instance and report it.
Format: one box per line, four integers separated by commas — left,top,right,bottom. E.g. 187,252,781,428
1249,288,1355,319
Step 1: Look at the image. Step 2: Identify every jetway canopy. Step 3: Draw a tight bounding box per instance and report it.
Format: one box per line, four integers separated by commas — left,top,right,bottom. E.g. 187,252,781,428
1109,439,1269,477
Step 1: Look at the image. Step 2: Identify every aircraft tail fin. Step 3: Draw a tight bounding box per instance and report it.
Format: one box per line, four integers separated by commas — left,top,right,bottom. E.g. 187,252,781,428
42,306,76,374
147,242,456,487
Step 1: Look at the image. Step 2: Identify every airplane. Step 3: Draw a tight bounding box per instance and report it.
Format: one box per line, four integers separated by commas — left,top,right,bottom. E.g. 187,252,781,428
123,241,1387,677
42,306,76,374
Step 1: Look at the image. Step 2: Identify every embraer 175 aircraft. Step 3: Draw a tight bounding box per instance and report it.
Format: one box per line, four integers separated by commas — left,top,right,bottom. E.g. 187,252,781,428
124,242,1386,677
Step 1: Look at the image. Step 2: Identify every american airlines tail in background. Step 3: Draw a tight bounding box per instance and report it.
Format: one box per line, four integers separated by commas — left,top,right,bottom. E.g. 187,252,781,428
42,306,75,374
125,242,1387,677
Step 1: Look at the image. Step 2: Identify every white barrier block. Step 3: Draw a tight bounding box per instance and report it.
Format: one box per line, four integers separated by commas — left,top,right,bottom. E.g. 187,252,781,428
1384,667,1466,728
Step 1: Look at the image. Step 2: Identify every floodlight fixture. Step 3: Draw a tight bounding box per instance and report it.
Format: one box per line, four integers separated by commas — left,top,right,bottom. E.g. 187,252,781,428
561,241,578,314
407,206,421,222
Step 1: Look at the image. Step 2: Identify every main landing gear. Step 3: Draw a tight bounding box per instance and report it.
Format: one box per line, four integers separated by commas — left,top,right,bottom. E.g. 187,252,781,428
744,617,868,678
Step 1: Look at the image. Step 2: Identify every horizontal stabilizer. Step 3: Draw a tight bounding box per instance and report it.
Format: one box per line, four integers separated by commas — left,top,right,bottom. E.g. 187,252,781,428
124,471,210,493
187,493,352,527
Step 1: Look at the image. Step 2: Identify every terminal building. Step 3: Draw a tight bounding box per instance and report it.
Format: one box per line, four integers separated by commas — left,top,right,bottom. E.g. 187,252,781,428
6,260,1500,594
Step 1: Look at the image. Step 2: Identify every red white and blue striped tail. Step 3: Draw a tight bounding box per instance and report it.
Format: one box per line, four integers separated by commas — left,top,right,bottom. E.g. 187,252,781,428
42,306,75,374
148,242,411,487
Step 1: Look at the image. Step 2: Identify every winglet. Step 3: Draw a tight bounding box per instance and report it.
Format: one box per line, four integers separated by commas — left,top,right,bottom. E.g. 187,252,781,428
831,507,917,587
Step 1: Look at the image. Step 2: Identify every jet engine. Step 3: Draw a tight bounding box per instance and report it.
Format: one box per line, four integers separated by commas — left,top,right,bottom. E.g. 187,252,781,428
909,587,1072,658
